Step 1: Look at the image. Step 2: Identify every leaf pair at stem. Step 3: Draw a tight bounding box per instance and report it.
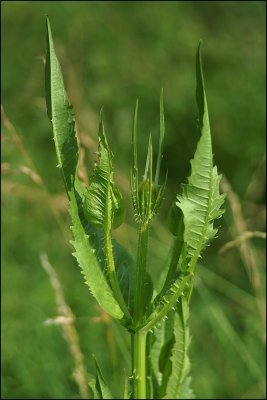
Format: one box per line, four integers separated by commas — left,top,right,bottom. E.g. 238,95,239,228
45,16,225,399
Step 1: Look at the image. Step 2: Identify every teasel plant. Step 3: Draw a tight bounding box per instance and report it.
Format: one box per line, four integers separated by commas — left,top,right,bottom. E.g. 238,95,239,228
45,17,225,399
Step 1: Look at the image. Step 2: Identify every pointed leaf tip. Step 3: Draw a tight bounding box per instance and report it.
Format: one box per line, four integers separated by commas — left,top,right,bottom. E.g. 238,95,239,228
99,107,104,124
45,16,49,30
172,39,225,275
45,16,79,192
197,39,203,56
99,108,103,125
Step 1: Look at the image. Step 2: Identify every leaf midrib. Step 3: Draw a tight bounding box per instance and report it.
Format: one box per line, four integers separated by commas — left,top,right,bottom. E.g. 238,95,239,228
188,109,213,274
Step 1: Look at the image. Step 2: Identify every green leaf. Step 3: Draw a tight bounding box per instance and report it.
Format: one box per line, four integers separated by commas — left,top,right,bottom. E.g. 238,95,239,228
175,41,225,273
83,110,125,230
45,17,78,194
146,294,193,399
69,189,124,320
159,337,175,374
141,273,192,332
45,18,124,322
93,355,113,399
158,337,174,398
81,208,135,315
113,240,135,313
160,204,184,296
148,330,163,397
147,310,175,398
177,377,195,400
164,298,194,399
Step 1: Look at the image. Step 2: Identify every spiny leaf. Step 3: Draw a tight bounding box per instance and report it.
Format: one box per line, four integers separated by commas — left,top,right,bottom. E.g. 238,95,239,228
69,189,124,320
83,215,135,314
177,377,195,400
157,323,175,397
146,307,175,399
83,110,125,230
164,298,194,399
80,183,135,321
147,309,176,398
149,318,170,390
175,41,225,273
45,17,78,194
140,273,192,332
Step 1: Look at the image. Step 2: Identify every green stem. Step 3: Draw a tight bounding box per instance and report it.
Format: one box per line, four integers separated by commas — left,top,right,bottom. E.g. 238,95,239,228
134,225,149,325
105,230,131,320
132,331,147,399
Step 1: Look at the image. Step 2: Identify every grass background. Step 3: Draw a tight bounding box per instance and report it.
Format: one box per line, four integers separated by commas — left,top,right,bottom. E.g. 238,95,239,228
1,1,266,399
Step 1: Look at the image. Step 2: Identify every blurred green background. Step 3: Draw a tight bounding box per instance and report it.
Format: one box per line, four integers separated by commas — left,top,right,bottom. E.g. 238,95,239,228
1,1,266,399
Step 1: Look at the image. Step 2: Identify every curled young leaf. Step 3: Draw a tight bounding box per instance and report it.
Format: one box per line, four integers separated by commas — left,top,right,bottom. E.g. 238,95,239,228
163,299,194,399
69,189,124,321
83,110,126,231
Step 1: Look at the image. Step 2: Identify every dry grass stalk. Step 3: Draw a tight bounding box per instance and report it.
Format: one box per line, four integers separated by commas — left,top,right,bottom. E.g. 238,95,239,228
40,253,89,399
219,231,266,254
1,105,68,238
220,175,266,327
